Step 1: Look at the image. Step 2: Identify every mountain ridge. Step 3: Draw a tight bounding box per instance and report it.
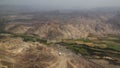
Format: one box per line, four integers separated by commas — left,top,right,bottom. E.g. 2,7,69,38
3,12,120,41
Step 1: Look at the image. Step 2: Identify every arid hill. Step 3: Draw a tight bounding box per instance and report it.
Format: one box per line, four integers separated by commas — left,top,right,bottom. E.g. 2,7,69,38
0,37,103,68
0,9,120,68
3,11,120,41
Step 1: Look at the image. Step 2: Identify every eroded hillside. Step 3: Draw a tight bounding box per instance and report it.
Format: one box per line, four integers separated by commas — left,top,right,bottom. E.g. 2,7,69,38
0,36,103,68
0,10,120,68
3,12,120,40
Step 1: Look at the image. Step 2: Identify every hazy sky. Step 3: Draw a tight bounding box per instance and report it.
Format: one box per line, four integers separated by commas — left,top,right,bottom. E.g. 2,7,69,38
0,0,120,9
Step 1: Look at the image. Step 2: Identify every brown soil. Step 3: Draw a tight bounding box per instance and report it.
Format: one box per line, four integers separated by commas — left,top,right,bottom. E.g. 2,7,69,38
0,38,103,68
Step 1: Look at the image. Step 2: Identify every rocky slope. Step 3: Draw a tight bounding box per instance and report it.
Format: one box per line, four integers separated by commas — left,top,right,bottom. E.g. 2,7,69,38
4,12,120,41
0,37,103,68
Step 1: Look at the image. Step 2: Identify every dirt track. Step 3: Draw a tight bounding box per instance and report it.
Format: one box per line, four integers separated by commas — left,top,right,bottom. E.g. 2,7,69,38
47,45,103,68
49,49,73,68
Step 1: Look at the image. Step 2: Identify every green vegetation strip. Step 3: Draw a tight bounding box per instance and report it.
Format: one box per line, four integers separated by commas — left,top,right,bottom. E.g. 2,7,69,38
56,41,120,65
13,34,47,44
75,38,92,42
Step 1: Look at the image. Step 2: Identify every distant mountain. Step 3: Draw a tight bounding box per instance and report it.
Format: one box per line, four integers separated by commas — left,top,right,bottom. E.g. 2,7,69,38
2,10,120,41
0,5,41,15
0,5,120,14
